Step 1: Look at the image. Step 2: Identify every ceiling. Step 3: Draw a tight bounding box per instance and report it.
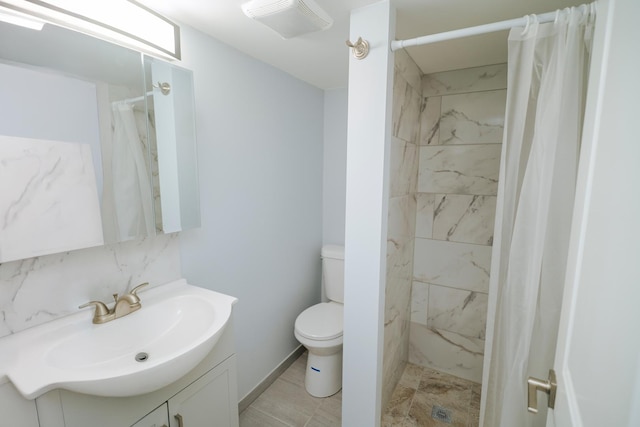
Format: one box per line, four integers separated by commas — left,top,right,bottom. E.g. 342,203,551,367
138,0,586,90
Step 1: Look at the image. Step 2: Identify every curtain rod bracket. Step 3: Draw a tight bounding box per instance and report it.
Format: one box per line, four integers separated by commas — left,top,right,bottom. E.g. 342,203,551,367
346,37,369,60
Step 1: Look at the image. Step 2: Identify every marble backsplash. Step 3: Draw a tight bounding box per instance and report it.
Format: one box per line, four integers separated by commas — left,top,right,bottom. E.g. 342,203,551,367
0,233,181,338
409,64,507,383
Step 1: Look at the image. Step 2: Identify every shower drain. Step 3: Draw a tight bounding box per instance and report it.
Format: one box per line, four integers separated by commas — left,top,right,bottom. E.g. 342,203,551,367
431,405,453,424
135,352,149,362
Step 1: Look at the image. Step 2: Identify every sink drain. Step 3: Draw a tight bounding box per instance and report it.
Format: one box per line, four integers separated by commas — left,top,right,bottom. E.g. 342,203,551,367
135,352,149,362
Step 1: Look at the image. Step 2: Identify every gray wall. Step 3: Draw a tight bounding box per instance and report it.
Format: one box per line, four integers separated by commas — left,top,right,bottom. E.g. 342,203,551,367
177,26,325,400
322,88,348,246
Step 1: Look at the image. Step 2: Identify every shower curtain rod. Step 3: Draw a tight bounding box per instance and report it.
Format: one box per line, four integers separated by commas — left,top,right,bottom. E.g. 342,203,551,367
391,4,592,51
113,91,153,105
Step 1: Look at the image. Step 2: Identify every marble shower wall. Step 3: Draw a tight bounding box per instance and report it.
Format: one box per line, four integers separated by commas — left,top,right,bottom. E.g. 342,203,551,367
409,64,507,383
0,233,181,338
382,49,420,410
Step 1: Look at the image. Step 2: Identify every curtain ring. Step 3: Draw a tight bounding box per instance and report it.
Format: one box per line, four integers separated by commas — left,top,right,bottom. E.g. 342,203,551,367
577,4,590,24
521,15,531,36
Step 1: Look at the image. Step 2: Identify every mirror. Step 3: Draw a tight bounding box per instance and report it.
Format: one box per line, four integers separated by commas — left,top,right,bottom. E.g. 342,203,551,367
0,21,200,262
144,57,200,234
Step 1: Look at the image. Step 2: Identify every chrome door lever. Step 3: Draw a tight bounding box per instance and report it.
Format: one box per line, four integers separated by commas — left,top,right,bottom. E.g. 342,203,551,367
527,369,557,413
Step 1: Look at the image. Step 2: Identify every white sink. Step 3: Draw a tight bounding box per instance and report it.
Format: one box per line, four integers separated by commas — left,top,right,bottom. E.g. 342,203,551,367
0,279,237,399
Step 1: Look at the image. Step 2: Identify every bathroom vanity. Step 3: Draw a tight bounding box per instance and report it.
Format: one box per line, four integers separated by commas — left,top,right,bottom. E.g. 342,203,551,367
0,280,240,427
1,317,238,427
0,9,237,427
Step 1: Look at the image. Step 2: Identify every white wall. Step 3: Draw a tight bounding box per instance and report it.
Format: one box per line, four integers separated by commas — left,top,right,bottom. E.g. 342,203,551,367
322,88,348,246
343,2,395,426
177,26,324,400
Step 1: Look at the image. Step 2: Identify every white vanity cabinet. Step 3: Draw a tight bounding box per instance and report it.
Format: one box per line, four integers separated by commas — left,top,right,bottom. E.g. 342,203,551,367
36,320,239,427
0,382,39,427
131,405,168,427
132,356,238,427
167,356,238,427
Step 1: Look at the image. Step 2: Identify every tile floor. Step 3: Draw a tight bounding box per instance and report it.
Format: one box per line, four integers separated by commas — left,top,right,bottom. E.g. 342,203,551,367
239,352,341,427
239,352,480,427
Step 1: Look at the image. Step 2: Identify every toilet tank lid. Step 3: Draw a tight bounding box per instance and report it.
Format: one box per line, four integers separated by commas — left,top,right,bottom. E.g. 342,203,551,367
321,245,344,260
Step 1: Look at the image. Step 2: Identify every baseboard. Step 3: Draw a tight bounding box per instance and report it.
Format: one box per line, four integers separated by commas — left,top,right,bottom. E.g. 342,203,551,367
238,345,306,413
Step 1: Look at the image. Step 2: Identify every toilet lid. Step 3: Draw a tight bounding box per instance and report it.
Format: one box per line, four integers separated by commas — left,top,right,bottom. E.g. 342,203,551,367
295,302,343,341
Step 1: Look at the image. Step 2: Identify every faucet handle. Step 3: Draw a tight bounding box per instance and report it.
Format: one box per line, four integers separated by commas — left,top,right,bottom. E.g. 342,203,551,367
130,282,149,297
79,301,110,316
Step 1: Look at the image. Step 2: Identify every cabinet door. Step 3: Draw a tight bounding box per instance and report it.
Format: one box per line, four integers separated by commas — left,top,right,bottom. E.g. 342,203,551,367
131,404,169,427
168,356,239,427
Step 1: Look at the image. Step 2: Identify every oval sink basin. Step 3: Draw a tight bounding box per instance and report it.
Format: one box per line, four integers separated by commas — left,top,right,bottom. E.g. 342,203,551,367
0,279,237,399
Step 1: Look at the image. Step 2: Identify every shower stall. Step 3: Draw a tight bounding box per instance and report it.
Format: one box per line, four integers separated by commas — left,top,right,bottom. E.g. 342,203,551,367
384,53,506,401
342,1,627,426
384,4,596,426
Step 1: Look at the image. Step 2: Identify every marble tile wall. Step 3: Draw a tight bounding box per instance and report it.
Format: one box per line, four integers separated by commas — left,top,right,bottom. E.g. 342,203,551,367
422,64,507,97
0,233,181,338
382,49,420,410
409,64,507,383
0,136,104,263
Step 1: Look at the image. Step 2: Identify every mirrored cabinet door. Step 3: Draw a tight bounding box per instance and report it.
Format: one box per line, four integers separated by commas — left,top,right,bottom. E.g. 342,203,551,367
0,21,200,263
144,56,200,235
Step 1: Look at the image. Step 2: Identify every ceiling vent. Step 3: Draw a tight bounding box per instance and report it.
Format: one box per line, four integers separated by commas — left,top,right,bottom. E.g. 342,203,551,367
241,0,333,39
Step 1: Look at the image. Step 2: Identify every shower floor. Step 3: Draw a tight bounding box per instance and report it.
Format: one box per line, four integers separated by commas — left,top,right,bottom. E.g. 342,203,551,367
382,363,481,427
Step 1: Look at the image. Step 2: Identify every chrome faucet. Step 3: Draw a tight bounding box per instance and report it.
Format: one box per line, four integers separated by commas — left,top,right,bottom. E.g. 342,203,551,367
79,282,149,324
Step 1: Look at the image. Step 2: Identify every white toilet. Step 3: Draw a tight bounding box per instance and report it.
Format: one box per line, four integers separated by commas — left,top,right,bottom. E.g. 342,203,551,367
294,245,344,397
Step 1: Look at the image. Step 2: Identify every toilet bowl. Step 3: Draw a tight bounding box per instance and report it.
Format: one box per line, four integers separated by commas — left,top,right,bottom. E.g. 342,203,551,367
294,301,343,397
294,245,344,397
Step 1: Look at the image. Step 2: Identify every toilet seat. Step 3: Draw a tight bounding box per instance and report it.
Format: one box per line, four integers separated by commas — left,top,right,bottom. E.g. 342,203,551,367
295,302,343,341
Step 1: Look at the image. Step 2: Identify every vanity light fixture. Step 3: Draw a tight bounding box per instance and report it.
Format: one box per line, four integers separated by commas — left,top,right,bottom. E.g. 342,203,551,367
0,0,180,60
0,7,44,30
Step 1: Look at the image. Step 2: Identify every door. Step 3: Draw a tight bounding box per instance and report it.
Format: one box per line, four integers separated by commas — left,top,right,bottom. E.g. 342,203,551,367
168,356,239,427
131,404,169,427
540,0,640,425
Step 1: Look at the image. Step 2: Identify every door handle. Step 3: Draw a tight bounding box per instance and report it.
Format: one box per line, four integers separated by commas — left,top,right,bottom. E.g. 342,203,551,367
174,413,184,427
527,369,557,413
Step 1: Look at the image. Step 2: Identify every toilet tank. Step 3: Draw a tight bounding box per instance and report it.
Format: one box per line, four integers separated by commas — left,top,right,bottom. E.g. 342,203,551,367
321,245,344,303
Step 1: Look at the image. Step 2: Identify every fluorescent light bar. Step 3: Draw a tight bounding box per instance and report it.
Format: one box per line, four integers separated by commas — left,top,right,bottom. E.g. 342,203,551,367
0,7,44,30
0,0,180,60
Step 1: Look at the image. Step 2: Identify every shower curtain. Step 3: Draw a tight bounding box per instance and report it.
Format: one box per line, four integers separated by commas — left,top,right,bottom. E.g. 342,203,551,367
109,103,155,241
483,6,595,427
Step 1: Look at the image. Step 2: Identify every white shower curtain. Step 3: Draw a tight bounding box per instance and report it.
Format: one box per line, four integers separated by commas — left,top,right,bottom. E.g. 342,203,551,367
483,6,594,427
110,103,155,241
